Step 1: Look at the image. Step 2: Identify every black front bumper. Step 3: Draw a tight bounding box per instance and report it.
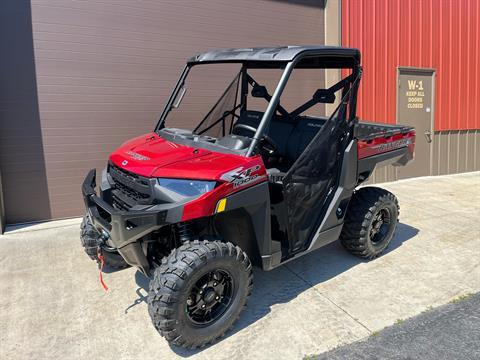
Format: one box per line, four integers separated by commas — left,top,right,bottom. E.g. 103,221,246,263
82,169,183,275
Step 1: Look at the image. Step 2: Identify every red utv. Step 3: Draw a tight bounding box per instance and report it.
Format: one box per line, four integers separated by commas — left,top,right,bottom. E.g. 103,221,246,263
81,46,415,348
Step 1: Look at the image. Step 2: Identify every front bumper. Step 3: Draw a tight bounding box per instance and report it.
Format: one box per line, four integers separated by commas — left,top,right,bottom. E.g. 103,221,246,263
82,169,183,275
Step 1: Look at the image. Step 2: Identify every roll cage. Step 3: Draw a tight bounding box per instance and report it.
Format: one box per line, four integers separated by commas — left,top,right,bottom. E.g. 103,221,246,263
154,46,362,157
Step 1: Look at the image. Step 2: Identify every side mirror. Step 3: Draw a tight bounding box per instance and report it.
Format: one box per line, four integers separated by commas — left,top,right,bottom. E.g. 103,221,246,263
172,86,187,108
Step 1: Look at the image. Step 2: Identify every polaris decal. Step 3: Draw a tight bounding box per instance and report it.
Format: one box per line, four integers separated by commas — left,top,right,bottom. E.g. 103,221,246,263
371,138,413,152
221,165,264,188
126,150,150,161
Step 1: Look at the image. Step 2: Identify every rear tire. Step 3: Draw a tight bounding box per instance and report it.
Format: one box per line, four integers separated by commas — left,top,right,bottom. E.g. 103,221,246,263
148,240,253,348
80,214,129,269
340,187,399,259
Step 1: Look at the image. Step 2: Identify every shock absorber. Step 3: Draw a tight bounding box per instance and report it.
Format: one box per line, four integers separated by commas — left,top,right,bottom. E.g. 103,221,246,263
176,222,194,243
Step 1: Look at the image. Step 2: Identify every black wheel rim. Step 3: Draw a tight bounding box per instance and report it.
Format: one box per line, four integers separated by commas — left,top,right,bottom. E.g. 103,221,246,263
186,269,234,326
370,208,392,244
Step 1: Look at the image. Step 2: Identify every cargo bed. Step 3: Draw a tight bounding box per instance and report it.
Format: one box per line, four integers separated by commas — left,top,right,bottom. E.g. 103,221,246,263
356,121,414,141
355,120,415,179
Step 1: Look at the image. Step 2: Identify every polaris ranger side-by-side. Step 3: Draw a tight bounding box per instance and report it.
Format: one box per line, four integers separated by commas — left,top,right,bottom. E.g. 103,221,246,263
81,46,415,348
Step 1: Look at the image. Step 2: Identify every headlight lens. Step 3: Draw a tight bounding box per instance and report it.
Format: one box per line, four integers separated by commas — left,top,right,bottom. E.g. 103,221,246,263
157,178,216,197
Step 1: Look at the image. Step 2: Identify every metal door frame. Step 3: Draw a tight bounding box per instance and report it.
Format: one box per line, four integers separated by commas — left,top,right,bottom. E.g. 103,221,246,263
396,67,436,176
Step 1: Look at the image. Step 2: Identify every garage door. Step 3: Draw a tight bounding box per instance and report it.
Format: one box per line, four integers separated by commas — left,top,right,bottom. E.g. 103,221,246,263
0,0,324,223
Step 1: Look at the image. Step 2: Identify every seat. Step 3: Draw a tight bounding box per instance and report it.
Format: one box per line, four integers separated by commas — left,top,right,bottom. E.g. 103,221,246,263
233,111,327,168
232,110,263,136
233,110,294,156
284,116,327,163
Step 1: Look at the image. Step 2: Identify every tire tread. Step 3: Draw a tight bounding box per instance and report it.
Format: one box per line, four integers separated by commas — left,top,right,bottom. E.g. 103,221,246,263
148,239,253,348
340,187,399,259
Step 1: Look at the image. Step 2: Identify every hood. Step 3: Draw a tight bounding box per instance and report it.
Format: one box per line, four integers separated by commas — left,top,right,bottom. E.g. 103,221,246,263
109,132,251,180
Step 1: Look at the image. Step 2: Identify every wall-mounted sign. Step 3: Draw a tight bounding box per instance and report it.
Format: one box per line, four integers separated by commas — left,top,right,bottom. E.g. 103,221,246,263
405,80,425,109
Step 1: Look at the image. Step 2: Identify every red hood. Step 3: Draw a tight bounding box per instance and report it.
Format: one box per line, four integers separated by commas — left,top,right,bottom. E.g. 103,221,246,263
109,132,254,180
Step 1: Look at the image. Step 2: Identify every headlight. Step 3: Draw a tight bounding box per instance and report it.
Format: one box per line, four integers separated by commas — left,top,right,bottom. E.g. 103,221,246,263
157,178,216,197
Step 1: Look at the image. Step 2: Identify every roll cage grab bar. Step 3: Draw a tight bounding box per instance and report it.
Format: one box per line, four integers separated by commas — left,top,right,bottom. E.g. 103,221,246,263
155,57,362,157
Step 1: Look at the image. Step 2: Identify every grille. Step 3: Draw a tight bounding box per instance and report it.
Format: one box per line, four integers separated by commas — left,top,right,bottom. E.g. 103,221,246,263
108,163,153,210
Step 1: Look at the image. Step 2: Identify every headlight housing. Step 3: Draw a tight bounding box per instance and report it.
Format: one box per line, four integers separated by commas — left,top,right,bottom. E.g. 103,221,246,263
157,178,216,197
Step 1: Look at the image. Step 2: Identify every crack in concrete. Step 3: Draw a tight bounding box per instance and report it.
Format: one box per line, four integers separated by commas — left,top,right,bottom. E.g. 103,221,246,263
285,264,372,333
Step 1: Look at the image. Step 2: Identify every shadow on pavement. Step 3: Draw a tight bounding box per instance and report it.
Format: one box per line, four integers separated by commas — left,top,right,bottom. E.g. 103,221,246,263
102,263,130,274
128,222,418,357
313,292,480,360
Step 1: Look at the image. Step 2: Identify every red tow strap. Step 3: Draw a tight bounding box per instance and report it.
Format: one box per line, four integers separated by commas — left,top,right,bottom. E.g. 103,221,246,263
97,249,109,292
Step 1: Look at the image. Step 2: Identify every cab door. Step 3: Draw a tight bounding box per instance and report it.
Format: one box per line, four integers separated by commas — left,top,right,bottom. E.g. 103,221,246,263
281,116,351,252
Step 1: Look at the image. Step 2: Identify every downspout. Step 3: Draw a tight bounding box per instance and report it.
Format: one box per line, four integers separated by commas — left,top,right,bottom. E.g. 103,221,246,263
0,169,5,234
324,0,343,115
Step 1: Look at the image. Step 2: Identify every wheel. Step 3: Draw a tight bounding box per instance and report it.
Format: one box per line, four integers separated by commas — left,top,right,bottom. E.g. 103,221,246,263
148,240,253,348
340,187,399,259
80,214,129,269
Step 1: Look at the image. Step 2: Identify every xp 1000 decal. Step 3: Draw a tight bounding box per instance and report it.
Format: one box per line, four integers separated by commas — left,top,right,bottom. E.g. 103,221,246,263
221,165,265,188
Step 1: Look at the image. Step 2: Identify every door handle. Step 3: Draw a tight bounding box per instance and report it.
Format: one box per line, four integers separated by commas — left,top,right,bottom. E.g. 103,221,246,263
424,130,432,143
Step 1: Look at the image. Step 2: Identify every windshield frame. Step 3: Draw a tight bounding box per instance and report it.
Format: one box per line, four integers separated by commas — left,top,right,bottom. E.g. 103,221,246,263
155,65,190,131
153,61,292,143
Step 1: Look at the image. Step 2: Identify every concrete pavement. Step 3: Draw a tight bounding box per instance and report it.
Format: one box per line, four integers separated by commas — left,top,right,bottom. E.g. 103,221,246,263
314,293,480,360
0,172,479,359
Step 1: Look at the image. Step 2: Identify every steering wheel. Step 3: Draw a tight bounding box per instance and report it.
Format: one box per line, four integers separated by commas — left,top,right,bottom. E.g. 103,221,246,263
232,123,279,156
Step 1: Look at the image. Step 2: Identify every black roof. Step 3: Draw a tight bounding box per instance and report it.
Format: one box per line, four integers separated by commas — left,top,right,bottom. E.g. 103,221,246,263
188,46,361,66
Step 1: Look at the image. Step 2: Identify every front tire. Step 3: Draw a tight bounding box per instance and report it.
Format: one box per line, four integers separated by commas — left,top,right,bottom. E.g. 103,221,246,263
148,240,253,348
340,187,399,259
